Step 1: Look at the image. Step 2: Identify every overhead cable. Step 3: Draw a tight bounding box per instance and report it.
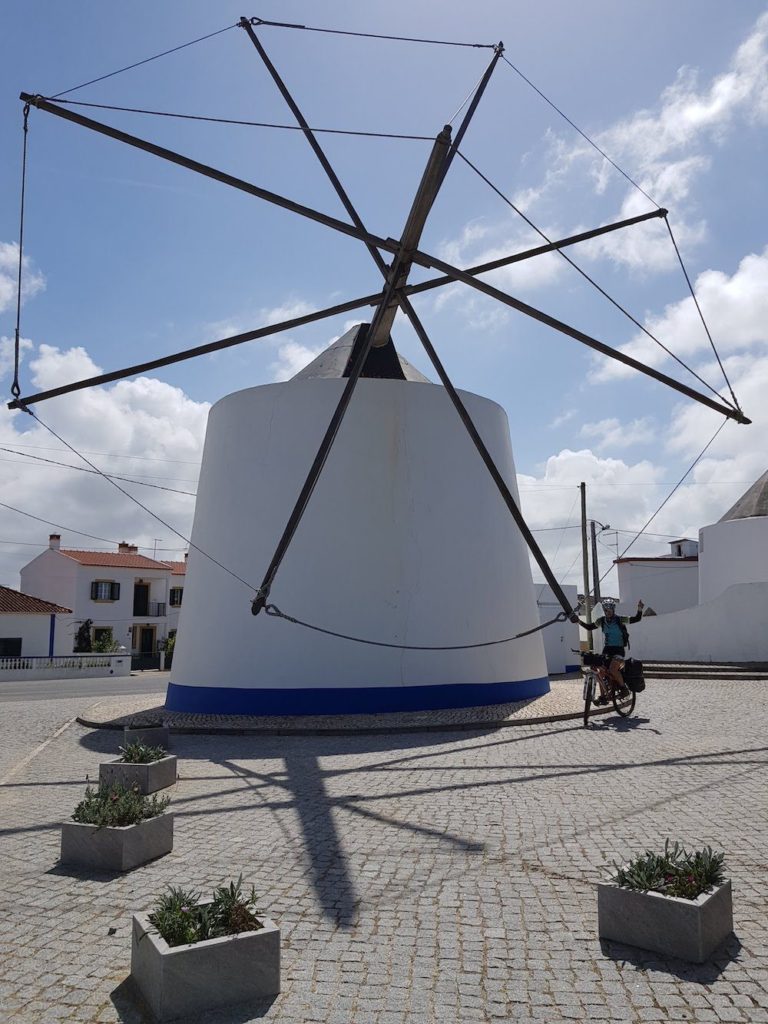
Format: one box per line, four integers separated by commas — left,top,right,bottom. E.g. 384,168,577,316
0,445,196,495
22,409,254,592
51,24,238,98
11,103,30,401
0,500,119,545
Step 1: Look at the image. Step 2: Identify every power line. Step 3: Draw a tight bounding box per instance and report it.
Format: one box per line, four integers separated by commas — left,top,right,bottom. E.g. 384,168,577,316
6,441,201,465
0,501,119,545
0,446,196,495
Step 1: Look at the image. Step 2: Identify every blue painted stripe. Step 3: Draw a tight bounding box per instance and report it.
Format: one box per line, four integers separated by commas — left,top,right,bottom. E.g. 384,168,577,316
48,613,55,658
165,677,550,717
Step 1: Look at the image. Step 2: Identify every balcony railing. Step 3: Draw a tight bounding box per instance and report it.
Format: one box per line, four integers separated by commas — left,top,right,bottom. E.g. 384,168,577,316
134,601,166,617
0,654,120,671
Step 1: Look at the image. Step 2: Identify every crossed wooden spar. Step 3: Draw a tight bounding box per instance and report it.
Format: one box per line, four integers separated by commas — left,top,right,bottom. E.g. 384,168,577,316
10,23,749,620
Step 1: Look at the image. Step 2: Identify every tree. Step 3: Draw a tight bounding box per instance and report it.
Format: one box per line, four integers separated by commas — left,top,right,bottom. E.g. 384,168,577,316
74,619,93,653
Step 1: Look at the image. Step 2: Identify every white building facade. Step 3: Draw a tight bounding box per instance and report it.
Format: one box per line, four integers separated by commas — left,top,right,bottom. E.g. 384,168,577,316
616,539,699,615
20,536,186,658
536,583,580,674
0,585,73,658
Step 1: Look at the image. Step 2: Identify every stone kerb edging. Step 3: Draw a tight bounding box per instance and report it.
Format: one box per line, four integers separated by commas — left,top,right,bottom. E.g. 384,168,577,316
76,681,630,736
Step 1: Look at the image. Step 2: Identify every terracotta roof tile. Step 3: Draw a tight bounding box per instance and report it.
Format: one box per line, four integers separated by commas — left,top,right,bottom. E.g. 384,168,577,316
162,561,187,576
0,585,71,615
59,550,170,570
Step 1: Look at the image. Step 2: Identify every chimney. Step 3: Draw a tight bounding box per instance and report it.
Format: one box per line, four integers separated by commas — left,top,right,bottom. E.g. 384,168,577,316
184,552,189,562
118,542,139,554
49,534,61,550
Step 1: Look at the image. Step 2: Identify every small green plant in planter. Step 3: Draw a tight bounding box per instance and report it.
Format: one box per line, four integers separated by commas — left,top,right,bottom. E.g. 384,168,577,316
148,876,263,947
72,782,169,828
615,839,725,900
119,741,167,764
132,876,280,1018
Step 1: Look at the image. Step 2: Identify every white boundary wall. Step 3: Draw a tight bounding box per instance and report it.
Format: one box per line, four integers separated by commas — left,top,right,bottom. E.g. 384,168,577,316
699,518,768,603
0,654,131,682
536,584,580,673
628,582,768,662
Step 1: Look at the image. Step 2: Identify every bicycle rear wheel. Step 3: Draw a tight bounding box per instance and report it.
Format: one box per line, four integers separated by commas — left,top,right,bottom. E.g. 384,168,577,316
612,684,636,717
583,673,595,727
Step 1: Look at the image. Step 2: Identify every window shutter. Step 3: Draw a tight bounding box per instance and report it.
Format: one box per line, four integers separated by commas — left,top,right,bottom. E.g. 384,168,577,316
111,582,121,601
91,582,99,600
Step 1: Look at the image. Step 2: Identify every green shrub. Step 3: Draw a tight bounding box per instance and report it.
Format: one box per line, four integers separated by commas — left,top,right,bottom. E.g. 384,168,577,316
148,876,262,947
72,782,169,828
615,840,725,900
119,741,167,764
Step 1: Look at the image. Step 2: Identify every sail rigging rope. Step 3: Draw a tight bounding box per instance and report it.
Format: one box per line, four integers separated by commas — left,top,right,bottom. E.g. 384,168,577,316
599,419,728,582
50,24,238,99
456,150,739,413
39,98,434,141
664,216,741,413
244,16,496,49
11,104,30,401
500,53,660,209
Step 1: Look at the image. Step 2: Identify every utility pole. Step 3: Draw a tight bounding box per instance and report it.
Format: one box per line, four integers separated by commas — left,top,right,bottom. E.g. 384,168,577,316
590,520,601,606
580,482,593,650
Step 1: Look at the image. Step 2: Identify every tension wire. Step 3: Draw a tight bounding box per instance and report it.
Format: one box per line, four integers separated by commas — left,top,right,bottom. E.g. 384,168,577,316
11,104,30,402
246,16,496,49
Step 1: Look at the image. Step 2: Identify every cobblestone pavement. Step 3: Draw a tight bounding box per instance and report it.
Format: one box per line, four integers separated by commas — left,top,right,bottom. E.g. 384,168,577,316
77,678,596,734
1,678,767,1023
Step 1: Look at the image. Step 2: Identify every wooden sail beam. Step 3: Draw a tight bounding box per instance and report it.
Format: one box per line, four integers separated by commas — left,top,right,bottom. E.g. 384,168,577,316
16,94,747,423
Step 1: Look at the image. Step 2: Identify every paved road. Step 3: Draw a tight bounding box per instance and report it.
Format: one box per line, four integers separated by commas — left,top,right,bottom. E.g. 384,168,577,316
0,672,169,702
1,678,766,1023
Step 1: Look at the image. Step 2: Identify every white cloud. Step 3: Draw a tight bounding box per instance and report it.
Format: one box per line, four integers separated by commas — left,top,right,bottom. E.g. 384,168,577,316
0,342,209,588
269,340,324,381
0,334,33,381
580,417,656,450
0,242,45,314
591,246,768,382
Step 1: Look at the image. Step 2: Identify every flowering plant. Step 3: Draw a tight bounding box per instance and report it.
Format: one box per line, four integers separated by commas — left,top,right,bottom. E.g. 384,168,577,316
148,876,262,947
614,840,725,900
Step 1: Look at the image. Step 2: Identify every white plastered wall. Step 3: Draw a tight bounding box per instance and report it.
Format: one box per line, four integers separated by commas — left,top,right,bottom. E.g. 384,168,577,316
698,518,768,603
617,559,699,614
535,583,580,673
172,378,548,693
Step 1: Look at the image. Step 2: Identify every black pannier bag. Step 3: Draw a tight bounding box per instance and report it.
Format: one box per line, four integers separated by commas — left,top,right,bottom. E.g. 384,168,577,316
623,658,646,692
582,651,604,668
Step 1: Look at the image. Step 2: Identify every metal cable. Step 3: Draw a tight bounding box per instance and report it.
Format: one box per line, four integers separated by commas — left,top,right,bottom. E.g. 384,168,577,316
11,104,30,401
43,98,433,141
246,16,496,49
500,54,660,209
265,604,567,649
0,500,119,545
0,445,196,495
456,150,738,411
51,24,238,98
21,408,255,592
599,419,728,581
664,215,741,413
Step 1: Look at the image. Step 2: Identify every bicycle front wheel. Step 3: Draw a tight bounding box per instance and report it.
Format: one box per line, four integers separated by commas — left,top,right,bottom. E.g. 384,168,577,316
583,673,595,727
613,685,636,717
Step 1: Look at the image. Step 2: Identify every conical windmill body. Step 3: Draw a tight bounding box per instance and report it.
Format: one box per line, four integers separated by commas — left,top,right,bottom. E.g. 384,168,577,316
168,324,549,714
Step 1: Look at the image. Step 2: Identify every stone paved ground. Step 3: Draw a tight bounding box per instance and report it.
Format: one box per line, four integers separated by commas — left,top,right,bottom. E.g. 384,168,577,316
1,678,767,1023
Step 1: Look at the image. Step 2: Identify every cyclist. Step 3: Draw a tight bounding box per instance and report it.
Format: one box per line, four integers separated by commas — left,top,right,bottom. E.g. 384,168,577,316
585,598,644,703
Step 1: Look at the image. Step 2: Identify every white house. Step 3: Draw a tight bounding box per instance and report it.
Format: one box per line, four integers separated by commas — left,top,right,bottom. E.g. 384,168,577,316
0,585,73,658
629,471,768,662
615,538,699,615
20,535,186,658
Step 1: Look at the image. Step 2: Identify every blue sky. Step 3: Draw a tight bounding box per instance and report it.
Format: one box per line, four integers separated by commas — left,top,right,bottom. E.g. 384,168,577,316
1,1,767,598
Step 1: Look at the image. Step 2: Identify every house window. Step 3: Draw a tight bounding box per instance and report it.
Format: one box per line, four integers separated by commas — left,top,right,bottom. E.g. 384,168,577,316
169,587,183,607
91,580,120,601
0,638,22,657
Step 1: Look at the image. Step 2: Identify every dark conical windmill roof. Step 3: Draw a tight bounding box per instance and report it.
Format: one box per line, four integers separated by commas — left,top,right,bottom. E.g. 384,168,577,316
291,323,432,383
719,470,768,521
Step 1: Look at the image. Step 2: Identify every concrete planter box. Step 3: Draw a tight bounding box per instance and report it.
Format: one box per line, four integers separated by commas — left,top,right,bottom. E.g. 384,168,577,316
100,755,177,795
131,902,280,1020
598,877,733,962
60,813,173,872
124,725,171,749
